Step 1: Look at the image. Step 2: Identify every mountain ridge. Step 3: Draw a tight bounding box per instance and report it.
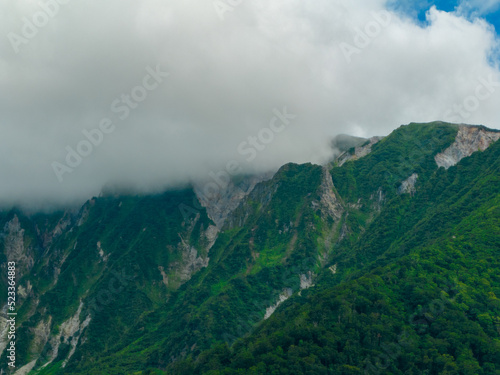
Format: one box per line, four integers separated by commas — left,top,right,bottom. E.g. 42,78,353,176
0,121,499,374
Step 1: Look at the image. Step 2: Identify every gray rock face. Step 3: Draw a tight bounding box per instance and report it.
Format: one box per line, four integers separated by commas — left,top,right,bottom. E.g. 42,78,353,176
40,302,91,370
330,134,368,160
398,173,418,195
3,215,33,279
336,136,383,167
37,212,72,249
299,272,314,290
317,167,344,220
0,196,220,370
264,288,293,320
165,217,216,289
13,359,38,375
435,125,500,169
177,238,210,283
194,173,274,229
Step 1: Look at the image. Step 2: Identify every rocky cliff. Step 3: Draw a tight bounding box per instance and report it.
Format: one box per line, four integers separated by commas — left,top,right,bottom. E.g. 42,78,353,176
435,125,500,169
1,122,499,374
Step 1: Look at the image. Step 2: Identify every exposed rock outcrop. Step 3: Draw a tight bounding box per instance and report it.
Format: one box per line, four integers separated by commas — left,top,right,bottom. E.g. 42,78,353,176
194,173,273,229
264,288,293,320
329,264,337,274
435,125,500,169
369,187,385,211
223,173,278,230
316,167,344,220
0,310,10,354
3,215,34,279
337,136,383,167
300,272,314,290
41,302,91,370
331,134,368,154
30,317,52,355
398,173,418,195
14,359,37,375
36,212,72,249
177,237,210,283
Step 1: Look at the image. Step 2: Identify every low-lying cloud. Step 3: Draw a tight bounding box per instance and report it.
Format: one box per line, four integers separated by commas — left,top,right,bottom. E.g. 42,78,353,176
0,0,499,208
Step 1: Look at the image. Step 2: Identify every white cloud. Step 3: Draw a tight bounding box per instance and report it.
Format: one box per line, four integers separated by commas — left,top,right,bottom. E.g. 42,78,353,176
0,0,499,208
457,0,500,16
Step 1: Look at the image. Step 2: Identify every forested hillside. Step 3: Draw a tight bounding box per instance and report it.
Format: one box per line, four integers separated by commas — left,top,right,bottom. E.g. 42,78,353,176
1,122,499,374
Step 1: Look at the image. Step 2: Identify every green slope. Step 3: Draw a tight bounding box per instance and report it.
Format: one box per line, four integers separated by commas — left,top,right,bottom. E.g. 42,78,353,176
59,163,345,374
178,124,500,374
0,189,213,373
2,122,499,375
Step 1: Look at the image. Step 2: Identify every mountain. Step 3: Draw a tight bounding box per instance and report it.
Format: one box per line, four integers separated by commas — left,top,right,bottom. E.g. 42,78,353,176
1,122,499,374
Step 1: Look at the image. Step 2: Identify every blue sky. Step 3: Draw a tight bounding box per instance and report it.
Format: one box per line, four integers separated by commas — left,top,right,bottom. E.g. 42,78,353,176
388,0,500,32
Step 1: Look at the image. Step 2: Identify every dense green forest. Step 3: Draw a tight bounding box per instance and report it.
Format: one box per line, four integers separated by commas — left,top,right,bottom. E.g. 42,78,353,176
169,124,500,374
1,122,499,374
